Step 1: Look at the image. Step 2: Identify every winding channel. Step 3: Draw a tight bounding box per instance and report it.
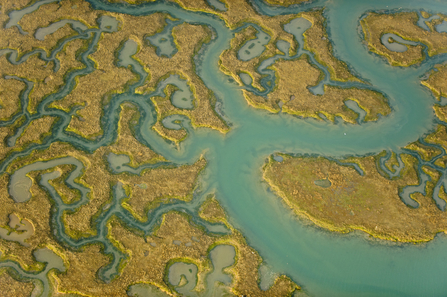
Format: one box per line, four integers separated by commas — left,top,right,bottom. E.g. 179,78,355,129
3,0,447,296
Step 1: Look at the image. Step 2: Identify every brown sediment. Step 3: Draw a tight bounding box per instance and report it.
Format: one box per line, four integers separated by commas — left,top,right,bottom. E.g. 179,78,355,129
263,153,447,242
0,78,24,121
0,118,25,161
1,144,299,296
434,155,447,168
33,38,90,114
59,12,179,139
245,55,390,122
3,0,97,114
199,196,227,224
152,120,188,144
11,1,227,140
301,10,361,82
421,11,431,19
150,86,189,143
425,125,447,151
109,103,166,166
423,122,447,174
0,115,57,165
265,0,309,6
0,128,11,161
56,212,188,295
60,64,134,139
218,9,362,88
433,104,447,122
5,104,163,238
382,151,400,174
0,3,78,53
0,55,55,113
136,23,229,139
360,12,447,66
0,37,88,115
0,269,35,297
52,244,113,296
422,166,441,200
121,158,207,221
48,165,80,204
107,0,156,3
422,63,447,100
0,172,60,270
405,141,442,162
0,1,304,295
55,210,299,296
219,25,287,92
15,116,57,148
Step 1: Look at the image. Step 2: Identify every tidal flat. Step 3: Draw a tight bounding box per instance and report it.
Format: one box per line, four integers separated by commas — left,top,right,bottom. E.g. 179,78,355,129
3,0,447,296
263,152,446,242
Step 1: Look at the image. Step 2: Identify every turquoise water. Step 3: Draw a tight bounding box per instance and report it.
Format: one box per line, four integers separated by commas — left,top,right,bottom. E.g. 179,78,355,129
0,213,34,247
238,72,252,86
237,27,270,61
34,19,88,40
417,11,440,31
145,18,181,58
156,74,195,109
435,20,447,33
258,262,279,291
0,247,66,296
168,262,198,296
161,114,190,130
276,39,291,55
205,244,235,289
127,283,171,297
117,39,148,86
314,178,332,188
381,33,419,52
344,100,367,123
5,0,59,34
3,0,447,296
166,244,235,296
206,0,227,12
